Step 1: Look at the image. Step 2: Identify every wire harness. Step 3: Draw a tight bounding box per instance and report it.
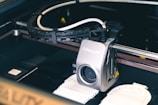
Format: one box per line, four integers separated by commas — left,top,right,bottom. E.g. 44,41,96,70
27,0,123,44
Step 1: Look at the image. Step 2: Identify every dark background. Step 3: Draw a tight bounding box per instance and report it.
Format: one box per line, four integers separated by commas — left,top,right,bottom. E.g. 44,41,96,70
1,0,158,51
0,34,158,105
0,0,158,105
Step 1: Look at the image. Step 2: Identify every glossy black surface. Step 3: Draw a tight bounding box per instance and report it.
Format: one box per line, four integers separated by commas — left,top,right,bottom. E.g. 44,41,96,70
1,0,158,104
0,35,158,105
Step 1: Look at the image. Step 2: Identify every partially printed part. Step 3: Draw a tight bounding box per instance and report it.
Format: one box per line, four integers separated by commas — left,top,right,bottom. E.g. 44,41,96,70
53,74,99,104
99,83,152,105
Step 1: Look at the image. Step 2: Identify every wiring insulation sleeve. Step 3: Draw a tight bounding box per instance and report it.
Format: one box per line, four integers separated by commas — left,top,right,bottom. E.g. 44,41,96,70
36,0,106,31
36,0,157,31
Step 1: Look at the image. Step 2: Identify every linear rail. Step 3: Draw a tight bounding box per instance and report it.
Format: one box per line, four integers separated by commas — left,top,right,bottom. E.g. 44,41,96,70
112,44,158,61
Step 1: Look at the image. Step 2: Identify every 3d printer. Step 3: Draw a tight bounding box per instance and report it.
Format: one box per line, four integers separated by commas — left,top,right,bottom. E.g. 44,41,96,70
0,0,158,105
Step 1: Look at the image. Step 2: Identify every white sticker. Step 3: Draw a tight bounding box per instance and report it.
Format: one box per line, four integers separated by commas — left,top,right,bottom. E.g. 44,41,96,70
8,69,22,76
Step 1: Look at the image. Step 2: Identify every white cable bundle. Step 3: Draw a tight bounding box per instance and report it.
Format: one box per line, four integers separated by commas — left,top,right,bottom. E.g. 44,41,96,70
36,1,106,31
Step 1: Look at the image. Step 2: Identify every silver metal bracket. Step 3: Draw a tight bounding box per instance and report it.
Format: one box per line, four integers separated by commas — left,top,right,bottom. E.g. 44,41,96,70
76,38,118,92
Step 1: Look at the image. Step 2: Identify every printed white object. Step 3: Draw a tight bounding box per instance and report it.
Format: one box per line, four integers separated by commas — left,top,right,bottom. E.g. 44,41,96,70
53,74,99,104
99,83,152,105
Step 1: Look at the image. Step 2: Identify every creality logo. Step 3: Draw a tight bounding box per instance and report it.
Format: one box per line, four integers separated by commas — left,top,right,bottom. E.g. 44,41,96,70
0,83,43,105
